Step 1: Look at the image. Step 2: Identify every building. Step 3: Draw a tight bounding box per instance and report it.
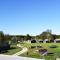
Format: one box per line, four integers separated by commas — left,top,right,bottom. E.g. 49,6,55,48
54,39,60,43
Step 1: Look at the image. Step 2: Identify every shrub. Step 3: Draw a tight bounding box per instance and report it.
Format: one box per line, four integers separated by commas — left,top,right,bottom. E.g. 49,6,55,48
31,40,36,43
31,46,36,48
37,46,42,48
49,45,57,48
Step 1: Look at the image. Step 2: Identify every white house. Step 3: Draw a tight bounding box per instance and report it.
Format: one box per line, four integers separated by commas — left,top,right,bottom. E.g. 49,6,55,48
43,39,48,43
54,39,60,43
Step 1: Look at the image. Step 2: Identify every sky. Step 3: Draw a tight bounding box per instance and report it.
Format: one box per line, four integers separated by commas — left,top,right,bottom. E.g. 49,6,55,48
0,0,60,35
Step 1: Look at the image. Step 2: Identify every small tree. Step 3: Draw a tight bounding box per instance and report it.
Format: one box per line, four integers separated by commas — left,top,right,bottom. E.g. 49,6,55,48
11,36,17,44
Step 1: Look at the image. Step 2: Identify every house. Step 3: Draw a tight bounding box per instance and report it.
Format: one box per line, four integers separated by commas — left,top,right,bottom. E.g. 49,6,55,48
43,39,48,43
54,39,60,43
43,39,49,43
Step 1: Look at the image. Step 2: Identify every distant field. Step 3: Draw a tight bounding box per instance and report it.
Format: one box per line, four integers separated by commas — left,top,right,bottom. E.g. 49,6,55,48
20,43,60,60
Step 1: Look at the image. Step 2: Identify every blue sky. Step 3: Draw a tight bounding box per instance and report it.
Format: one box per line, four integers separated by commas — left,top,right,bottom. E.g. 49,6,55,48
0,0,60,35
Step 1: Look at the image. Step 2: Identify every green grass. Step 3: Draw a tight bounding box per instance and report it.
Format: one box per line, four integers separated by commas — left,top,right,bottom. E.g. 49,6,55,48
1,44,22,55
20,43,60,60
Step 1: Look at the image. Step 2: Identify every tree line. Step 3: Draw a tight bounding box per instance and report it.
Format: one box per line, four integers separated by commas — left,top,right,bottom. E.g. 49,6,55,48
0,30,60,43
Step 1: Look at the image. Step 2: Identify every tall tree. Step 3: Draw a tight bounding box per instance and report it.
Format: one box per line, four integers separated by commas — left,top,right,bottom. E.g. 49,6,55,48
40,29,53,41
40,32,47,40
26,34,31,40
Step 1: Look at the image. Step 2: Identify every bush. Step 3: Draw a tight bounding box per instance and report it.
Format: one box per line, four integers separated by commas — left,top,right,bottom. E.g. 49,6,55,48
31,46,36,48
49,45,57,48
37,46,42,48
31,40,36,43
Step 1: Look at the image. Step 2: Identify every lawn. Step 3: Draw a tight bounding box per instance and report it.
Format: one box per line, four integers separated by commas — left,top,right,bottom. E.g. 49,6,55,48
0,44,22,55
20,43,60,60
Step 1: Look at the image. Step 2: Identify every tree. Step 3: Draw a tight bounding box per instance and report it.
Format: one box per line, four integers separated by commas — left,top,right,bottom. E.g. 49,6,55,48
0,31,5,47
40,29,53,42
26,34,31,40
47,33,53,42
35,35,40,40
0,31,10,49
11,36,17,43
4,34,11,41
40,32,47,40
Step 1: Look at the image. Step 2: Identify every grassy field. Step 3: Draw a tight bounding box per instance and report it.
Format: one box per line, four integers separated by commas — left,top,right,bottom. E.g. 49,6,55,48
0,44,22,55
20,43,60,60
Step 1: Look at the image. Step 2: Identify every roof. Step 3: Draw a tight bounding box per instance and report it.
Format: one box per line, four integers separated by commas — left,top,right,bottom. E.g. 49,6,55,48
0,54,45,60
55,39,60,41
44,39,48,41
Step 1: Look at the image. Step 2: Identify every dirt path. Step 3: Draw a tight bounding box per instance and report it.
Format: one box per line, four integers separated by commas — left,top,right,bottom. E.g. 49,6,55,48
13,44,28,56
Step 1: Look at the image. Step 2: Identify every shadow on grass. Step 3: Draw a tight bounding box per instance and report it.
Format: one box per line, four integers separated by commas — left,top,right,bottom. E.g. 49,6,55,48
0,50,8,53
9,47,16,50
0,47,17,54
48,53,54,56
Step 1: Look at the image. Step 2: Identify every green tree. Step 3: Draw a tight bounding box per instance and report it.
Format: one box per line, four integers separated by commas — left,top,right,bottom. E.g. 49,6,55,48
26,34,31,40
40,32,47,40
0,31,5,47
35,35,41,40
40,29,53,42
